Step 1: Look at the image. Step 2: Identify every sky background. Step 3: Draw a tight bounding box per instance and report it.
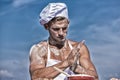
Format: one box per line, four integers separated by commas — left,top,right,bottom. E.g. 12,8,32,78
0,0,120,80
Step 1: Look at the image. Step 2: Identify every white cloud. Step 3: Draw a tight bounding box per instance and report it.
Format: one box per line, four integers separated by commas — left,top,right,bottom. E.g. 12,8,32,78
12,0,35,7
0,70,14,78
84,18,120,68
0,59,30,80
85,18,120,43
0,0,35,16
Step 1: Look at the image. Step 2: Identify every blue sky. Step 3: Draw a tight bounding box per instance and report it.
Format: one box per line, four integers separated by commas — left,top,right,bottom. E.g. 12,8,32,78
0,0,120,80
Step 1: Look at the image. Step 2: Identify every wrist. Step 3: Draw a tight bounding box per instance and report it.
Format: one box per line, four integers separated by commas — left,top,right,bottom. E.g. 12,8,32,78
63,59,70,67
75,65,86,74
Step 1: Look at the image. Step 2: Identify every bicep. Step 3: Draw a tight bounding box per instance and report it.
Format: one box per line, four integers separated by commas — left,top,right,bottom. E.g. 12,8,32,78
29,45,46,73
79,44,95,70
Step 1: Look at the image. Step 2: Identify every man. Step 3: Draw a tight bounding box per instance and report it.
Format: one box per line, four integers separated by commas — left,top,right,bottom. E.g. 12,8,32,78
29,3,98,80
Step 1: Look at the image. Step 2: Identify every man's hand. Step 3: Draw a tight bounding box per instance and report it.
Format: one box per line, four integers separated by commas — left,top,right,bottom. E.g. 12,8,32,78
66,40,85,70
66,41,83,66
67,48,80,66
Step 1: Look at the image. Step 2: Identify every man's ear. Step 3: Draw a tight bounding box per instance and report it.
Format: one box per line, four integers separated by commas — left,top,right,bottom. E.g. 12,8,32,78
44,24,49,30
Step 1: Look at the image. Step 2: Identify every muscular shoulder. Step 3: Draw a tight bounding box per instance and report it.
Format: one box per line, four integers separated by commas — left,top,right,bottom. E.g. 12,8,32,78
68,39,89,54
68,39,85,48
30,41,48,58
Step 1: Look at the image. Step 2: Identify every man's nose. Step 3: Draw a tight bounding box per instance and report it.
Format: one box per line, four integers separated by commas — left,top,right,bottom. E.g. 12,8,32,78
58,29,64,35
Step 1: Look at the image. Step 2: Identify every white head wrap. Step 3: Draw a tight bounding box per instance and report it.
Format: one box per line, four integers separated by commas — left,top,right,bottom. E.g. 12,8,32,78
39,3,69,25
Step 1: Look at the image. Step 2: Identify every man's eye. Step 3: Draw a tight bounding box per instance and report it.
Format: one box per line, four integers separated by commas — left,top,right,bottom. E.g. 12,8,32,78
62,27,67,30
53,28,60,31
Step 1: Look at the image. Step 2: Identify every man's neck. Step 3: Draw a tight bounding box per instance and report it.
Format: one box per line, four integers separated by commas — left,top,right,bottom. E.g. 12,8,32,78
48,37,66,49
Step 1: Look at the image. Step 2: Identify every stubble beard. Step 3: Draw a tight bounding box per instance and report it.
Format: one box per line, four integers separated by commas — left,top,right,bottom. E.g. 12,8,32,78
49,37,66,47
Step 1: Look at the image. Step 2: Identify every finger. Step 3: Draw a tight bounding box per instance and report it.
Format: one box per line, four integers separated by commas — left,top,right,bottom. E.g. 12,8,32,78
76,40,85,49
71,48,79,56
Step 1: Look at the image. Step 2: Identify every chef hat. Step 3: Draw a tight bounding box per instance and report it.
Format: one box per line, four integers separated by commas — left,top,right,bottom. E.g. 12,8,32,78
39,3,69,25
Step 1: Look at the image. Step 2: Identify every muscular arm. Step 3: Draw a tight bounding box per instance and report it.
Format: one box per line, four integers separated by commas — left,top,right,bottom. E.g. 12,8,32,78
31,61,69,79
29,43,69,80
74,44,98,80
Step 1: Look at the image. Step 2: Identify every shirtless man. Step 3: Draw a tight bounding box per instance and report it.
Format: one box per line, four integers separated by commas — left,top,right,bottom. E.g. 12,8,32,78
29,3,98,80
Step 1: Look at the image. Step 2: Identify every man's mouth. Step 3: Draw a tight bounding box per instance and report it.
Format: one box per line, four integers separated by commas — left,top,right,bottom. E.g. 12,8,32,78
58,36,64,40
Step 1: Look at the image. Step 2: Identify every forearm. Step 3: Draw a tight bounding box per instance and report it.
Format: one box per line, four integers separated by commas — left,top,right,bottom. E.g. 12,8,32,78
31,60,69,79
74,65,98,80
32,78,53,80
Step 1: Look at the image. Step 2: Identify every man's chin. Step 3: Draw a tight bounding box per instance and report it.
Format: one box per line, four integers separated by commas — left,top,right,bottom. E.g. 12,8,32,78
57,39,66,44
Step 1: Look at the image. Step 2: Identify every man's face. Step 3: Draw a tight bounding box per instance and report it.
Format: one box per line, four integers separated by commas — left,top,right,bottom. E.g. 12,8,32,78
48,19,69,43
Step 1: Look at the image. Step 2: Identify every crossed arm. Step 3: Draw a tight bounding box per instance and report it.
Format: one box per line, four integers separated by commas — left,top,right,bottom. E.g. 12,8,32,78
29,44,70,80
74,45,98,80
29,42,98,80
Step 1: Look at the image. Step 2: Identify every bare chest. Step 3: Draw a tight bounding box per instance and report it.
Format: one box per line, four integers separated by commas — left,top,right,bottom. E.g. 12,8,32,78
49,47,71,61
